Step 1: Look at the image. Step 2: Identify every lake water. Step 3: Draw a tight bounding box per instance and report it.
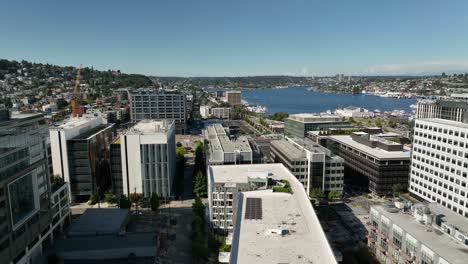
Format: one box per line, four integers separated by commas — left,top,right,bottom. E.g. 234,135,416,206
240,86,416,114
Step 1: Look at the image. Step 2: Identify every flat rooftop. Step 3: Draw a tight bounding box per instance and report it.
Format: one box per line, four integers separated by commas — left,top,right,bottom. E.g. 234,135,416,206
126,119,174,135
271,139,307,160
70,124,113,140
328,135,411,160
417,118,468,129
373,204,468,264
288,113,344,123
217,164,336,264
51,115,105,130
68,208,129,237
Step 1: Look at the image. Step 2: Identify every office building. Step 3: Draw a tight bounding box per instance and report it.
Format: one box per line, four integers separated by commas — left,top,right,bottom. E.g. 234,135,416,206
270,137,344,194
368,202,468,264
204,124,252,165
200,106,232,119
208,164,337,264
225,91,241,106
211,107,231,119
129,89,187,134
120,120,176,198
50,116,114,200
110,138,123,196
415,98,468,123
284,113,352,138
0,110,71,264
409,118,468,217
327,132,411,195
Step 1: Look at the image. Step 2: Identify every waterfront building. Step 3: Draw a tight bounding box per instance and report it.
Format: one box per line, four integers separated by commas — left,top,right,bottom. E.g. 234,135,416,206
335,106,375,118
270,137,344,194
0,110,71,264
327,132,411,195
49,115,114,200
409,118,468,217
368,202,468,264
129,89,187,134
284,113,352,138
120,120,176,198
225,91,241,106
208,164,337,263
204,124,252,165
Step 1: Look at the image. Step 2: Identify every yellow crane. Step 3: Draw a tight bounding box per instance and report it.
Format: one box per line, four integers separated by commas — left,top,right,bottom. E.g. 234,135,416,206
71,65,82,117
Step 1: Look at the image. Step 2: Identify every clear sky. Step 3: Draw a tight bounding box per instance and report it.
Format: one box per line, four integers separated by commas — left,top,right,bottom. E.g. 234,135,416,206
1,0,468,76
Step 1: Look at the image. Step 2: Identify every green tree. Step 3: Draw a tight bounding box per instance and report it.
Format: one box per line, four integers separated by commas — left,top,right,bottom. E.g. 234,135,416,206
104,192,118,204
119,195,131,208
194,170,207,197
176,141,183,147
392,184,403,197
176,146,186,158
310,188,325,199
150,193,160,211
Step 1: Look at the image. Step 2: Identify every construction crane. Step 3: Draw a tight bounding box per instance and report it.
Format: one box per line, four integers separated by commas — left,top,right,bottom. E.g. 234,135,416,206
71,65,82,117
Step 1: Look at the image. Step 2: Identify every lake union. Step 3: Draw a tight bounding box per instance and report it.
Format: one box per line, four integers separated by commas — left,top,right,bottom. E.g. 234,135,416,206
241,86,416,114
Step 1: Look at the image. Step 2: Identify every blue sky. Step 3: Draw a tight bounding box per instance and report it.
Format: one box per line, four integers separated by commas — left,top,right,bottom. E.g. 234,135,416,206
1,0,468,76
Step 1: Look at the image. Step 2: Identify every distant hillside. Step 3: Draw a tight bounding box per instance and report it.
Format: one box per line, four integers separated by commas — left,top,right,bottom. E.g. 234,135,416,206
0,59,153,94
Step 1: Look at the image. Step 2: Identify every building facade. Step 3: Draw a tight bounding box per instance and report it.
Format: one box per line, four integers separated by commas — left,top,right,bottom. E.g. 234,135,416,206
327,132,411,195
368,203,468,264
49,116,114,200
0,110,71,264
270,137,344,194
284,113,352,138
120,120,176,198
409,118,468,217
225,91,241,106
129,89,187,134
415,99,468,123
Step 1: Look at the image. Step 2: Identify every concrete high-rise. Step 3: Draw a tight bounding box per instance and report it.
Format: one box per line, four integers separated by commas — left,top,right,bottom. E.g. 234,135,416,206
409,118,468,217
129,89,187,134
120,120,176,198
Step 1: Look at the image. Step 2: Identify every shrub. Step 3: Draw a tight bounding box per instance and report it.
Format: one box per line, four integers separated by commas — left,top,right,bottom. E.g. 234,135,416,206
150,193,160,211
87,193,99,205
119,195,131,208
104,192,118,204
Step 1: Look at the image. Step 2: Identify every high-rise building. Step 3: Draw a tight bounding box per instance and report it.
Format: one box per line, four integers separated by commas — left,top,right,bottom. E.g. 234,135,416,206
327,132,411,195
49,116,114,200
409,118,468,217
208,164,337,263
204,124,252,165
368,202,468,264
270,137,344,194
225,91,241,106
415,98,468,123
284,113,352,138
0,110,71,264
120,120,176,198
129,89,187,134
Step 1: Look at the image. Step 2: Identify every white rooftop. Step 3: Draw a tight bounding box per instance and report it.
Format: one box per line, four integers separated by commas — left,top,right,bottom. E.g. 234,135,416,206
126,119,174,134
417,118,468,129
288,113,343,123
211,164,337,264
328,135,411,160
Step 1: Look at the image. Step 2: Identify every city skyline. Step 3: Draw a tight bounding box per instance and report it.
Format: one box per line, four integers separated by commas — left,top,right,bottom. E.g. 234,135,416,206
1,0,468,76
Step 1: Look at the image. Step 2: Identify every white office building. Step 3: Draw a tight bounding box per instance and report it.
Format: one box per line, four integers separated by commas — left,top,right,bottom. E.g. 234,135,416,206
120,120,176,198
410,118,468,217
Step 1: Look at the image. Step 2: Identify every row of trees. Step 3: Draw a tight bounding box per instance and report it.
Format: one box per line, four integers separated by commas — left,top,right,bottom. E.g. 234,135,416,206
175,143,187,196
309,188,343,200
193,141,207,197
